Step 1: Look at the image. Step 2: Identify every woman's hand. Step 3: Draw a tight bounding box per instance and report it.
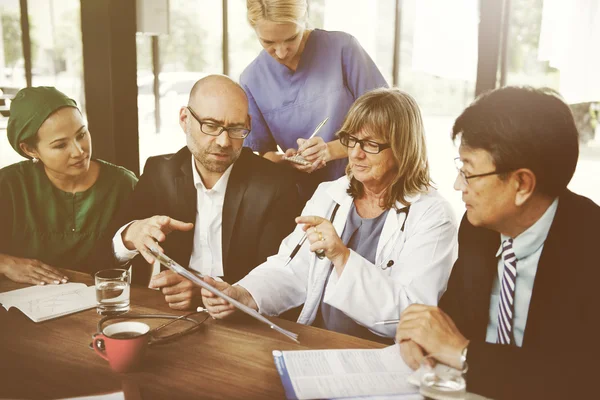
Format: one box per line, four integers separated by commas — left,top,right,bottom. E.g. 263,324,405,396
0,254,68,285
297,136,330,164
200,277,258,319
284,147,325,173
295,215,350,272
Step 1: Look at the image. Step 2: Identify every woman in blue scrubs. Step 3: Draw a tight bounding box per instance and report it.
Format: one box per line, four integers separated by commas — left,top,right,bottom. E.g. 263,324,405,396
241,0,387,199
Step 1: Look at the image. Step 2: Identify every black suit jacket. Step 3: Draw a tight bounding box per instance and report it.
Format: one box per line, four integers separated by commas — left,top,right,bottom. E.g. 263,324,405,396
440,190,600,399
99,146,301,285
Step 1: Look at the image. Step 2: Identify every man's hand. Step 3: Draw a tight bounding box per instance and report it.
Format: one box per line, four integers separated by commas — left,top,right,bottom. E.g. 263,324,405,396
0,254,68,285
149,270,200,310
399,339,426,370
396,304,469,369
122,216,194,263
200,277,258,319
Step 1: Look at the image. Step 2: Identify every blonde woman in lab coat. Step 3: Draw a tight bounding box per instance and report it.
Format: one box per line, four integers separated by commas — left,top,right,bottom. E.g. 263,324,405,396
201,88,458,342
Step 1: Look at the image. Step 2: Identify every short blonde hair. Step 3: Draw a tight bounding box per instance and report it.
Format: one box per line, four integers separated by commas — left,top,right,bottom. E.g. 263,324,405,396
340,88,431,209
247,0,308,27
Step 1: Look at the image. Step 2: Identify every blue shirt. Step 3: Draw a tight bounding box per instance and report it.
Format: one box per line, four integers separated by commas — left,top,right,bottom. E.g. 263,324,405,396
240,29,388,198
318,202,388,340
485,198,559,346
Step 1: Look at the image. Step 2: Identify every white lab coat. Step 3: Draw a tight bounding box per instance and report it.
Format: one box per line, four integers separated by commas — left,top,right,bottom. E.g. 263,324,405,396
236,176,458,338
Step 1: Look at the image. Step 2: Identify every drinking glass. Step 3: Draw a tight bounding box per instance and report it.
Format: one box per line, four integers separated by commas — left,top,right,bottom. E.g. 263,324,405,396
95,268,131,315
419,353,468,400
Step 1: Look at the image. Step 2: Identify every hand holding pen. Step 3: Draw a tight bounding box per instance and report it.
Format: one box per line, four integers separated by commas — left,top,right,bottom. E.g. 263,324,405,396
285,215,350,271
283,117,329,172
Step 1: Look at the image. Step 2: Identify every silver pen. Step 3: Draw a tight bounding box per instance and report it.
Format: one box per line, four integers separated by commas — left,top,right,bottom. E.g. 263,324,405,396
282,117,329,165
283,233,325,267
374,319,400,326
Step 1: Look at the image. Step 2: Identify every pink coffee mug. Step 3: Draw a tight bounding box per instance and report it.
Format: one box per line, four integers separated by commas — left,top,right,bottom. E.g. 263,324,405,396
93,321,150,373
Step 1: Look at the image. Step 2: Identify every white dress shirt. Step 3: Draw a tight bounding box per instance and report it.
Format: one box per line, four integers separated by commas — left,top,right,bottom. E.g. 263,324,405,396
112,155,233,277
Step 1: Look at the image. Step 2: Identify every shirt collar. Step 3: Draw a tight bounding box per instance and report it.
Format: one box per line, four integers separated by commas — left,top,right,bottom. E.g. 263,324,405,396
191,155,233,195
496,197,559,259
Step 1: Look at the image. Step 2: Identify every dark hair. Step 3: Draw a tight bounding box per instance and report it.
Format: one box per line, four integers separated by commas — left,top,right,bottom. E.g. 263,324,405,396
452,86,579,197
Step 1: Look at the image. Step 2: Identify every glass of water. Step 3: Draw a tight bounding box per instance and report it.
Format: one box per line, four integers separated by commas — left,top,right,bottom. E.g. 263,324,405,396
95,269,131,315
419,353,468,400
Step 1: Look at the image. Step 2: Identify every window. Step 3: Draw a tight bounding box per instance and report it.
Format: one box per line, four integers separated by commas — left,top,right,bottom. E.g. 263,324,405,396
310,0,395,85
505,0,600,205
228,0,264,80
0,0,25,168
28,0,84,110
397,0,480,219
137,0,224,171
1,0,84,169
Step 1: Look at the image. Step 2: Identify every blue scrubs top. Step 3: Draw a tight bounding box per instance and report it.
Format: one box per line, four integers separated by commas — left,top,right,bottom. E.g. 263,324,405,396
240,29,388,199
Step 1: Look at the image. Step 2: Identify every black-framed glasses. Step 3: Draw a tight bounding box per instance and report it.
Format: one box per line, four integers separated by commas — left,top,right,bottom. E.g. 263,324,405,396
454,157,513,186
187,106,250,139
339,133,391,154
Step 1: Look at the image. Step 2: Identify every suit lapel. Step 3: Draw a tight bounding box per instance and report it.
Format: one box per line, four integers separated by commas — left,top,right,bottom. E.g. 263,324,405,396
520,193,568,347
473,245,498,340
175,155,197,269
176,156,197,224
465,224,499,340
221,151,250,270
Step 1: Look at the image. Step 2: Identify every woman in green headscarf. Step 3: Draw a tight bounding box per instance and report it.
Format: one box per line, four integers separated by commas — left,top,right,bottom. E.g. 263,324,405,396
0,87,137,285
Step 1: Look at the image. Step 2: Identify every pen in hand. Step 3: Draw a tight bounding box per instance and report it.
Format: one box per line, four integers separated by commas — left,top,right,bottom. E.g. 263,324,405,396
306,117,329,141
284,232,325,267
283,117,329,166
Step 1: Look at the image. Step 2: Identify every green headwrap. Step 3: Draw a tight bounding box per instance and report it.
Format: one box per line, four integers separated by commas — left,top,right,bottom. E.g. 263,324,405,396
7,86,78,158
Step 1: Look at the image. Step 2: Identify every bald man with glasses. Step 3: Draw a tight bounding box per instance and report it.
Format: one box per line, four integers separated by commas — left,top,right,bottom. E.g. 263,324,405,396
103,75,301,310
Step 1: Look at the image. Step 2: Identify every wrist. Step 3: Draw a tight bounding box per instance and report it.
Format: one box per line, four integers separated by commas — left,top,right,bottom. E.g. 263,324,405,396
236,285,258,311
121,223,137,250
332,248,351,271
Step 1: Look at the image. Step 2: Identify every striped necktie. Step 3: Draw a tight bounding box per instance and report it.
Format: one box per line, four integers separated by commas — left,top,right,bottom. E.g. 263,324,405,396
497,238,517,345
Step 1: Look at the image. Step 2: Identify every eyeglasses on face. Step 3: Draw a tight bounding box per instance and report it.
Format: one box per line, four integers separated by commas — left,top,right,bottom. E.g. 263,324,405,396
339,132,391,154
186,106,250,139
454,157,513,186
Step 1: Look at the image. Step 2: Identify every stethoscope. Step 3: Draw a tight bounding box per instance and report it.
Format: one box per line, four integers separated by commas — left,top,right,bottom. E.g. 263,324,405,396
327,202,411,271
377,205,410,270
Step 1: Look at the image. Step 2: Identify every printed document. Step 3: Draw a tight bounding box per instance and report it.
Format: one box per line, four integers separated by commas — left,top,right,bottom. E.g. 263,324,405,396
272,344,419,399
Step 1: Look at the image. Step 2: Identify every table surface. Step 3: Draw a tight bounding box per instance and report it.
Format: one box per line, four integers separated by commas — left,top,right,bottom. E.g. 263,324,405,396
0,270,387,400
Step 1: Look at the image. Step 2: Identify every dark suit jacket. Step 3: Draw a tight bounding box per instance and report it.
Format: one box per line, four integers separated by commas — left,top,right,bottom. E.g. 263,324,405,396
440,190,600,399
98,146,301,286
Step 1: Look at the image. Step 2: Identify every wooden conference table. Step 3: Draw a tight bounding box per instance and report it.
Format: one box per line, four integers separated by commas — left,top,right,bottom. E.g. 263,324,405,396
0,269,386,400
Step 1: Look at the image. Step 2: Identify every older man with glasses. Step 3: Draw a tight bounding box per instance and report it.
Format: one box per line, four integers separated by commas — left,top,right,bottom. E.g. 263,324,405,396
100,74,301,310
395,86,600,399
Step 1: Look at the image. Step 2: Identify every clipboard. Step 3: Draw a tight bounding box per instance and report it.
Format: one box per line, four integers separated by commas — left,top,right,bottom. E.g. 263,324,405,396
147,247,299,343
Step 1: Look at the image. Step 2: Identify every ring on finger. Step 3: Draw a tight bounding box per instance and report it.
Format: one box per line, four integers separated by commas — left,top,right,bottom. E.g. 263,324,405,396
317,231,324,241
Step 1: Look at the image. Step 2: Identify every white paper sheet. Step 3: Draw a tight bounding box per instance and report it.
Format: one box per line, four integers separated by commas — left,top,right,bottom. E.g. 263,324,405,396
0,283,96,322
273,344,419,399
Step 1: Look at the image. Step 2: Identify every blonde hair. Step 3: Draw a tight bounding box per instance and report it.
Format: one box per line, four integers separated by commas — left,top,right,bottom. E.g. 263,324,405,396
340,88,431,209
247,0,308,27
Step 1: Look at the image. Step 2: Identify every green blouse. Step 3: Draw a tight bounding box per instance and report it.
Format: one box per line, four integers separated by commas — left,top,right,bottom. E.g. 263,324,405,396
0,159,137,270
